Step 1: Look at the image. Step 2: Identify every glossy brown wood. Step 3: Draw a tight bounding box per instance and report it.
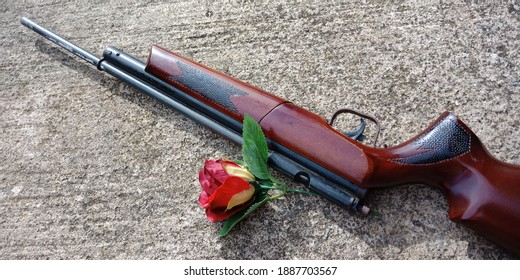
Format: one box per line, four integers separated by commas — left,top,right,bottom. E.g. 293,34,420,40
363,112,520,255
145,47,520,255
260,103,371,185
145,46,286,123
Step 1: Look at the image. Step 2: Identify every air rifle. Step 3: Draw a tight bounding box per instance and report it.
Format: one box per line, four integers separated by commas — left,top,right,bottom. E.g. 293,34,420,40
21,18,520,255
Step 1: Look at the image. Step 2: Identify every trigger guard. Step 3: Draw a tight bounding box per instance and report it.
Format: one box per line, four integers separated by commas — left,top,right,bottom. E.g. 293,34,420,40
329,108,381,147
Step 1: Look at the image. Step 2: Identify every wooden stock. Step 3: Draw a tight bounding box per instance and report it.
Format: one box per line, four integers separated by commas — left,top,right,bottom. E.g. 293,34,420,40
145,45,520,255
365,113,520,255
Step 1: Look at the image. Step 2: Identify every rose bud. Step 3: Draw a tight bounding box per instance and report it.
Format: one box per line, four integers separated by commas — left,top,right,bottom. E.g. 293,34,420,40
198,160,256,221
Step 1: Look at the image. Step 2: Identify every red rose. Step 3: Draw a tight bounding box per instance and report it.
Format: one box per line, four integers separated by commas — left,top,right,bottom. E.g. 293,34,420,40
198,160,256,222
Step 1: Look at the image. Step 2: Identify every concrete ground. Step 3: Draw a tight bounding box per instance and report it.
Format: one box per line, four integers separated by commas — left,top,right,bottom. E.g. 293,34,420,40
1,0,519,259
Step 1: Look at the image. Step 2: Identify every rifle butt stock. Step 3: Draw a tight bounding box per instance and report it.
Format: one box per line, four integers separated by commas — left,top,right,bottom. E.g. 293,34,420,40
366,113,520,255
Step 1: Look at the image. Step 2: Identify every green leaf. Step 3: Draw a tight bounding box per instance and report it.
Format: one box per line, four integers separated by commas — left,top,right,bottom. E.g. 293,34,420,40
218,194,270,237
242,114,270,180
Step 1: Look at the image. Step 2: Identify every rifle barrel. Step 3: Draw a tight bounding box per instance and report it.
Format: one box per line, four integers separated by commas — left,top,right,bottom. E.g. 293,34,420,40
21,17,100,66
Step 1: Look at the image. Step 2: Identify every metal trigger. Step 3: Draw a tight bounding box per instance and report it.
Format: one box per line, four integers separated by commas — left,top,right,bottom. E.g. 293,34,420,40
329,108,381,147
343,118,366,141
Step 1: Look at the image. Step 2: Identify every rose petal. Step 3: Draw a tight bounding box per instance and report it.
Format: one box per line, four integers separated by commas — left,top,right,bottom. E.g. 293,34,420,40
198,170,212,191
205,204,247,222
219,160,240,168
223,164,255,181
204,160,230,184
200,169,221,196
198,190,211,207
226,184,255,210
207,177,251,208
204,177,255,222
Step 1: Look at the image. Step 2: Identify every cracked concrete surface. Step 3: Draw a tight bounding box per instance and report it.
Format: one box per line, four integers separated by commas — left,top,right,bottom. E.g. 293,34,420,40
1,0,519,259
